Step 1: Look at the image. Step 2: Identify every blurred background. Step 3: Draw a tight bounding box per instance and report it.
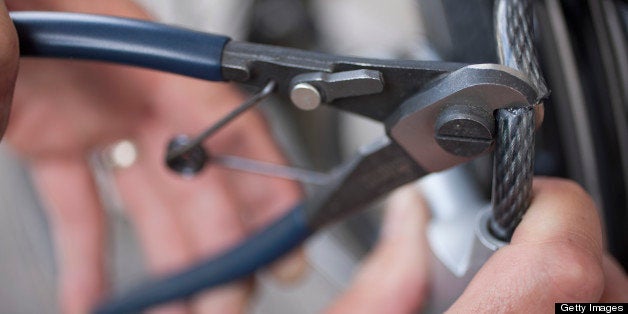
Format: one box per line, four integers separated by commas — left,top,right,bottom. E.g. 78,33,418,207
0,0,626,313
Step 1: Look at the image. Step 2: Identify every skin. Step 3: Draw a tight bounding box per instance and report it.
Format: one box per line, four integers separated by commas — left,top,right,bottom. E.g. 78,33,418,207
329,178,628,313
0,1,625,313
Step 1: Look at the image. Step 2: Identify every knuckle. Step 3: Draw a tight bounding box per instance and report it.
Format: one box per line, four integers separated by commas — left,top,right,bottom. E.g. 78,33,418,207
545,178,593,205
558,180,590,200
541,241,604,302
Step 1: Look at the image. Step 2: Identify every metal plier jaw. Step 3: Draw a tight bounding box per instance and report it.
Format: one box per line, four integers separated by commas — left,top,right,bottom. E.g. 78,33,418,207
221,41,539,228
310,65,538,228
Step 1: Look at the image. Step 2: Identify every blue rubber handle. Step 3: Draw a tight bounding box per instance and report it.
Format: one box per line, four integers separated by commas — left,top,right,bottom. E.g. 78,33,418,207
95,204,312,314
11,11,230,81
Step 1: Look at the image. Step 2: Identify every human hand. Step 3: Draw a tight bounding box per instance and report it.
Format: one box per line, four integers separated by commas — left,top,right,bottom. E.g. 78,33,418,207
328,178,628,313
5,1,303,313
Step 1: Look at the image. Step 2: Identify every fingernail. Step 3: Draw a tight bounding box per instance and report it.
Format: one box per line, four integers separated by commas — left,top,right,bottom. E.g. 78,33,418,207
270,248,309,284
191,282,252,314
382,185,426,240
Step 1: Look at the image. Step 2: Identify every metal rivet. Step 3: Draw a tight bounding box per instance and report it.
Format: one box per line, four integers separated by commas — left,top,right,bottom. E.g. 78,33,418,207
434,105,495,157
290,83,321,111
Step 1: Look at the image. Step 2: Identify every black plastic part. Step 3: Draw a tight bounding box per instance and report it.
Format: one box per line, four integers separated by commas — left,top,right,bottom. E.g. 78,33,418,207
11,11,229,81
166,135,210,176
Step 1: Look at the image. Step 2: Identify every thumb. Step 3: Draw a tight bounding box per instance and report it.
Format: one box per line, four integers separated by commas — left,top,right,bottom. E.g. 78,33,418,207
449,178,605,312
327,185,431,314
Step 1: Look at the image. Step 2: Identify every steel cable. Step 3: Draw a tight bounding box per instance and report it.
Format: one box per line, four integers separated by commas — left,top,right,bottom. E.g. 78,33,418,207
491,0,549,240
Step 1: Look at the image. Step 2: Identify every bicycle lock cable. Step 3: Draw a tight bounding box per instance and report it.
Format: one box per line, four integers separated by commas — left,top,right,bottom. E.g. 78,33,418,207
491,0,550,241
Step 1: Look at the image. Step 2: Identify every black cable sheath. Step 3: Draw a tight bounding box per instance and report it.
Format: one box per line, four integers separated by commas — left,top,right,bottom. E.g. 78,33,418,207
10,12,230,81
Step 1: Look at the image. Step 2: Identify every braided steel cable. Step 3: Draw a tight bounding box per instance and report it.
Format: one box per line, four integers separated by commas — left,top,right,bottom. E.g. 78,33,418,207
491,0,549,240
495,0,549,99
490,107,535,240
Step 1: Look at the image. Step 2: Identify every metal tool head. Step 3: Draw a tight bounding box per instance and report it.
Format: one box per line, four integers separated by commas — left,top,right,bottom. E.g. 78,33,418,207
386,64,539,173
221,41,465,121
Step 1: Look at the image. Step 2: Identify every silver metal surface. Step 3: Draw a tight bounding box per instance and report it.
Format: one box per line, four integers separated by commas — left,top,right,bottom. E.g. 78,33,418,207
476,207,509,251
426,207,506,313
221,40,462,121
213,155,333,185
290,83,322,111
421,166,507,312
289,69,384,104
387,64,537,173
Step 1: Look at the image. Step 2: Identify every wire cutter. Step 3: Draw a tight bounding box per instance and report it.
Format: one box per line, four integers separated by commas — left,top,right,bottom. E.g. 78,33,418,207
8,11,543,314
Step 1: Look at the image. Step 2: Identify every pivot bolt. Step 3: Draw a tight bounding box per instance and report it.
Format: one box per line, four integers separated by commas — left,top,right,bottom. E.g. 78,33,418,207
434,105,495,157
290,83,321,110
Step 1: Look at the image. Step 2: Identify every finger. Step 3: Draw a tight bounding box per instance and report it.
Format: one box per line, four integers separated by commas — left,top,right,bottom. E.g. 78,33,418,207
191,281,253,314
115,121,252,313
268,248,308,284
115,153,193,273
141,140,253,313
31,157,106,314
216,111,302,228
115,156,192,314
151,134,253,313
327,185,431,314
150,78,302,227
112,137,195,314
0,0,19,140
449,178,605,312
599,254,628,302
210,110,307,284
151,78,306,282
